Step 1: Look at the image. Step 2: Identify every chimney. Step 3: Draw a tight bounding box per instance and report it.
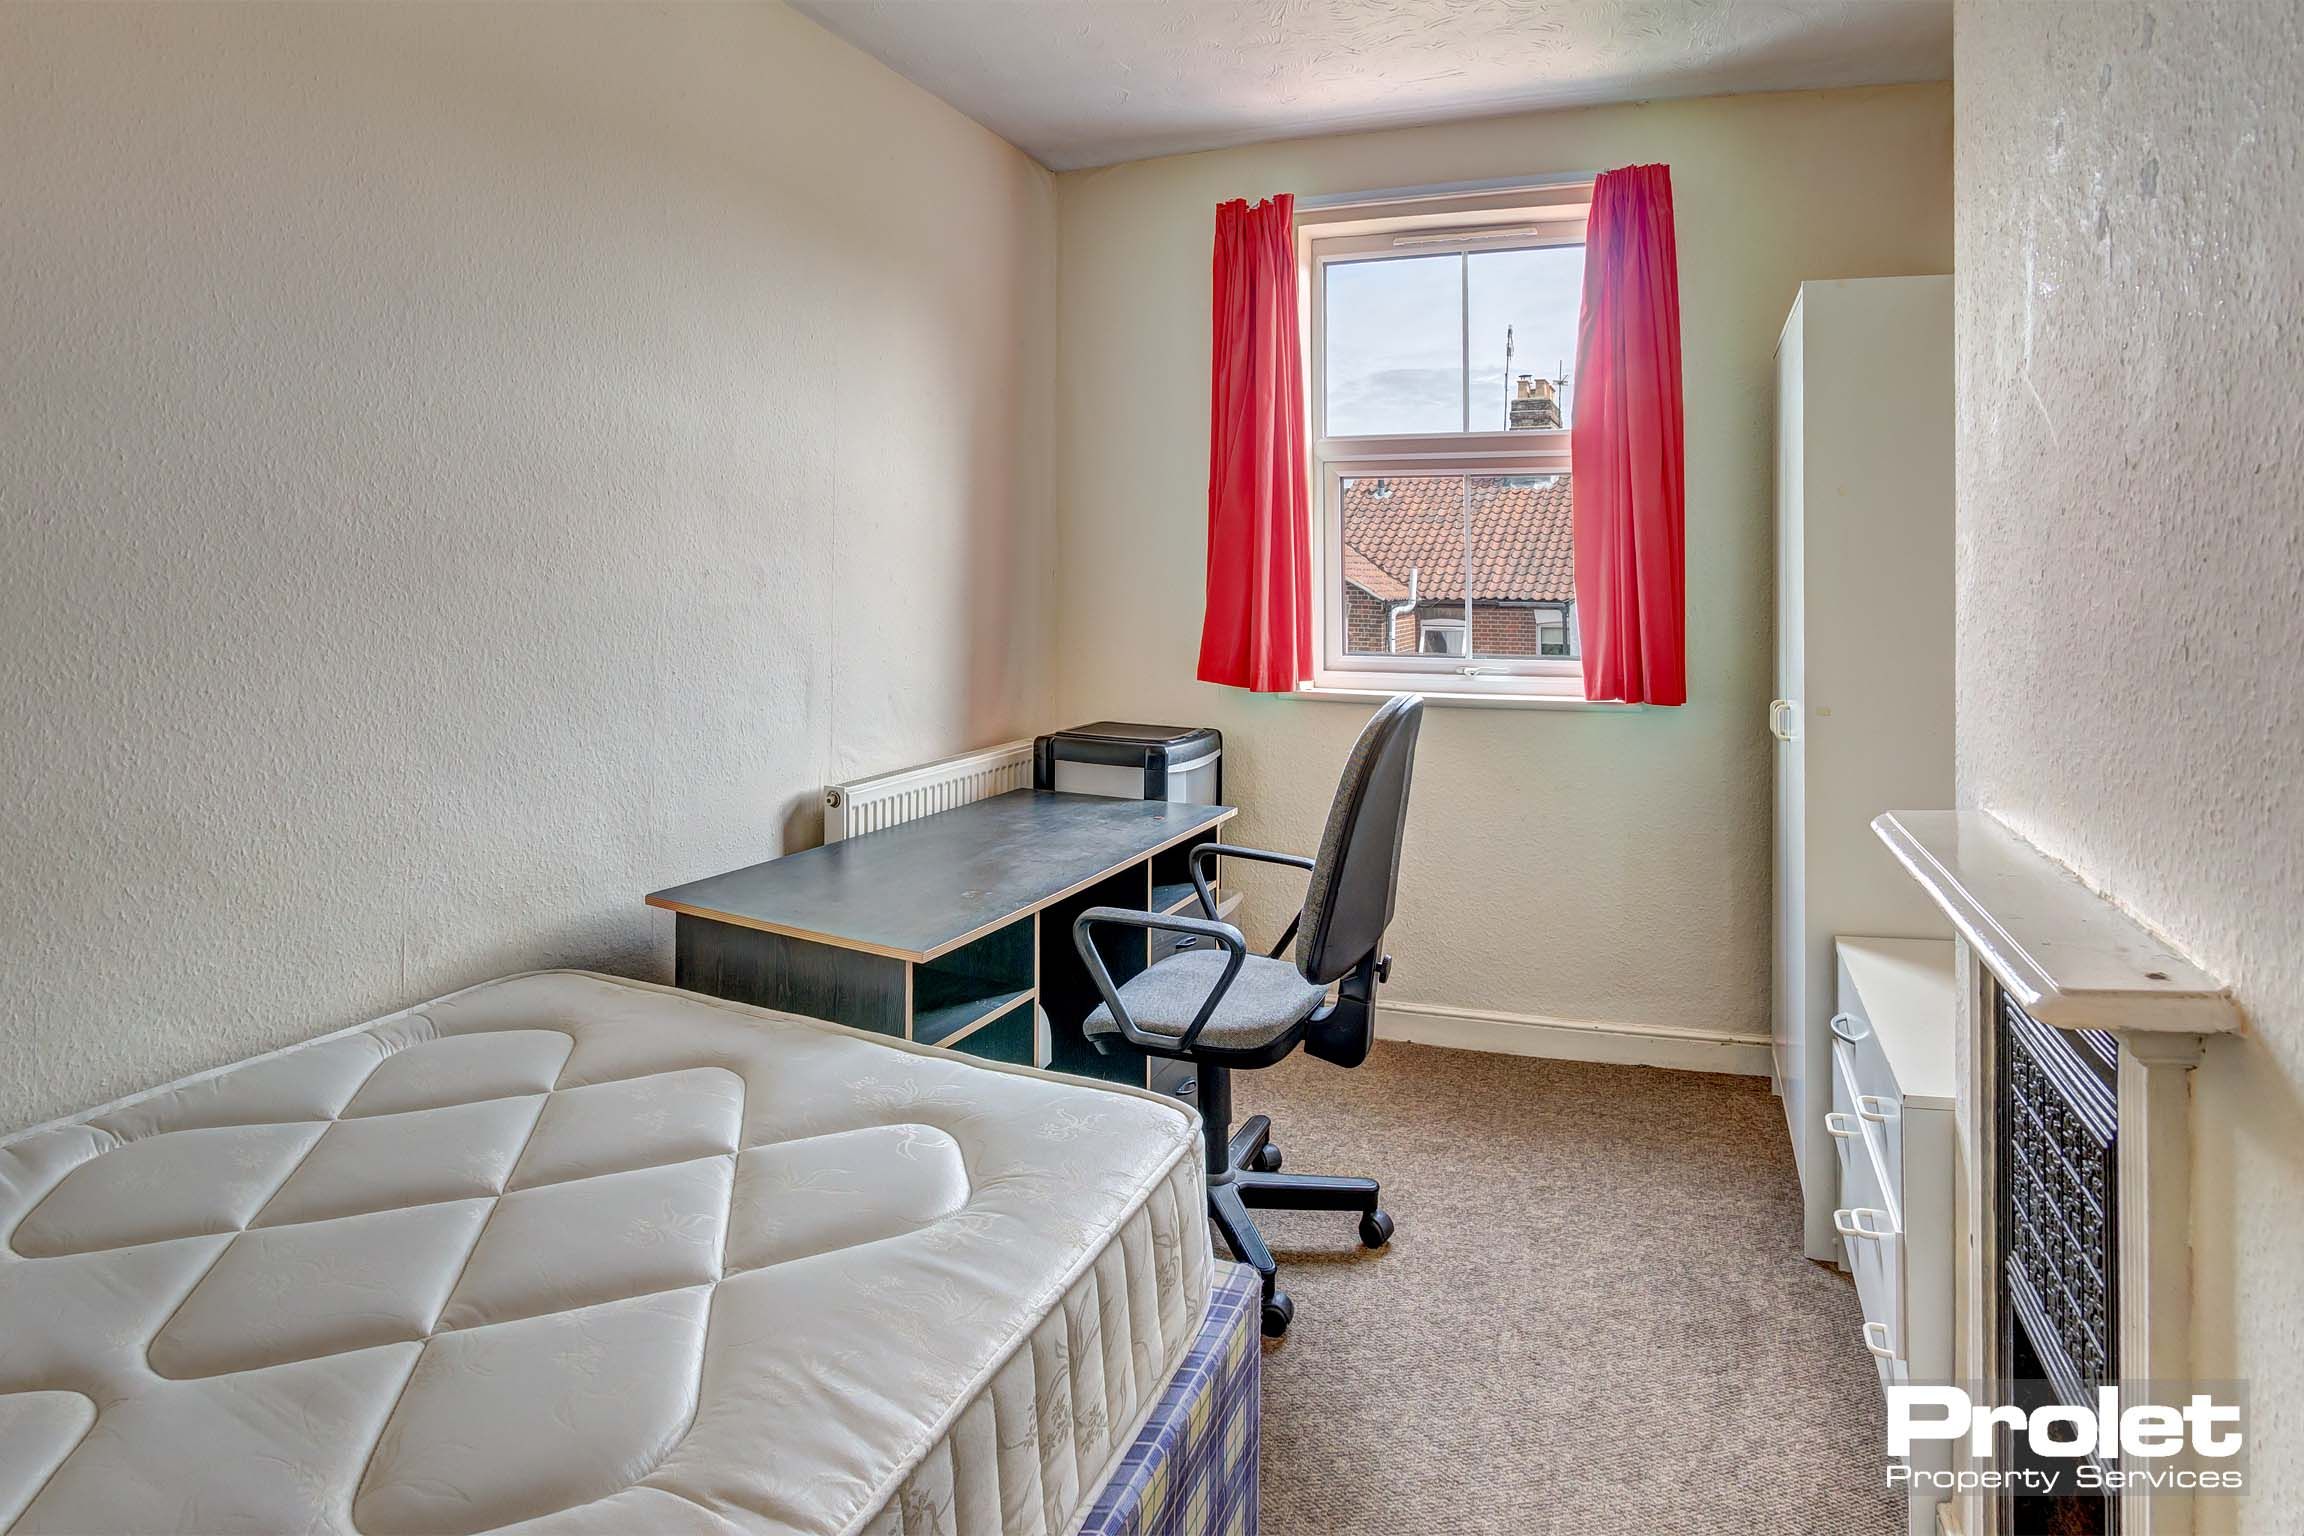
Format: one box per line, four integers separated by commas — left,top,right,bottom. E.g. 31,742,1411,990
1508,374,1561,431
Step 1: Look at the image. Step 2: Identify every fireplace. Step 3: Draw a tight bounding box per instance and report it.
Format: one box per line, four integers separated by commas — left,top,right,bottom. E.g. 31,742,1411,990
1995,985,2121,1532
1873,809,2238,1536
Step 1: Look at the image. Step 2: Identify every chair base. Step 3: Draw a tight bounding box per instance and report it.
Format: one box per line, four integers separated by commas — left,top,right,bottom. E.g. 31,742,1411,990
1204,1110,1391,1338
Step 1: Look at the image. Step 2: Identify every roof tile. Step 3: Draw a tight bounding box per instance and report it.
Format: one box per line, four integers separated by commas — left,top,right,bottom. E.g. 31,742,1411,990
1339,474,1574,603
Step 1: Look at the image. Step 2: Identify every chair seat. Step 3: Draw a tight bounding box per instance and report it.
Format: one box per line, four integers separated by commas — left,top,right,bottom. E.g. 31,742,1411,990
1084,949,1328,1052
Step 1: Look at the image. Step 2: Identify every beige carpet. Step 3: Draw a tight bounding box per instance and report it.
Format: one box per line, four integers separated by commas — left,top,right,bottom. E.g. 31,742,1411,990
1229,1040,1900,1536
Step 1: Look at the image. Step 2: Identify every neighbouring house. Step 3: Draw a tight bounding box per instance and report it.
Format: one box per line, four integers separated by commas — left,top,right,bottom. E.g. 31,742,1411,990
1340,473,1576,659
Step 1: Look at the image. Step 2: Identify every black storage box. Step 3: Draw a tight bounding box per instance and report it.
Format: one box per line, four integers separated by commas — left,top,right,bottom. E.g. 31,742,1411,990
1032,722,1223,804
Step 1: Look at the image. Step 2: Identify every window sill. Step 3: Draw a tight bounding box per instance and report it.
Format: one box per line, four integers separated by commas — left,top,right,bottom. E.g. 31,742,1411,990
1288,684,1642,712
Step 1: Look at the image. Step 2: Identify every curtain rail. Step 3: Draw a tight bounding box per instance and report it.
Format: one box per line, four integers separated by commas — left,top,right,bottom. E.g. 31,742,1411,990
1294,173,1599,212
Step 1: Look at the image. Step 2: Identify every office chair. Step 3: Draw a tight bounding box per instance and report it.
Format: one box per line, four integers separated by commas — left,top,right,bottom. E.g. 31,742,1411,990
1073,694,1423,1337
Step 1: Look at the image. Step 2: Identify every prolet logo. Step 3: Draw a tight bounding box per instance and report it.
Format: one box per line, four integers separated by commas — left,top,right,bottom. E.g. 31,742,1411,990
1888,1385,2243,1460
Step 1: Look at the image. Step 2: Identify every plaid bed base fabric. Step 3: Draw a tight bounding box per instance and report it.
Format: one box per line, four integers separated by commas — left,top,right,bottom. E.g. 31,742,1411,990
1078,1259,1261,1536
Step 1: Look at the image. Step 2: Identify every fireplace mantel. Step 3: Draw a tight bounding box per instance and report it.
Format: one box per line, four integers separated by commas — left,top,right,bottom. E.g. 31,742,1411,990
1873,810,2241,1536
1873,811,2241,1037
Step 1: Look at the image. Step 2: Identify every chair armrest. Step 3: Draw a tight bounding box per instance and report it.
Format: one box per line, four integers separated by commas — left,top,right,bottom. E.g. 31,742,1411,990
1071,906,1248,1053
1187,842,1314,923
1190,843,1315,956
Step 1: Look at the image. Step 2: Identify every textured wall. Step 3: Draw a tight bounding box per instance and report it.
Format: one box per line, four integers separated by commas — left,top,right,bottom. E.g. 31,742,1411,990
0,3,1057,1132
1954,1,2303,1520
1051,85,1952,1047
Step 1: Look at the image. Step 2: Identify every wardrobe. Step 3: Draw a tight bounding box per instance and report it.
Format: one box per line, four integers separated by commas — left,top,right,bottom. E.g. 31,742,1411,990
1771,277,1956,1260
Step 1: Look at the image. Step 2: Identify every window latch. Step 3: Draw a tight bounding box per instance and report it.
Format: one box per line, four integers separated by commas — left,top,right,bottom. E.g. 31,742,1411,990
1458,665,1494,679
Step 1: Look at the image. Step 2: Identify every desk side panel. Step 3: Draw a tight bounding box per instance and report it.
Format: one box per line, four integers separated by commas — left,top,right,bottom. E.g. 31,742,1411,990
674,915,907,1037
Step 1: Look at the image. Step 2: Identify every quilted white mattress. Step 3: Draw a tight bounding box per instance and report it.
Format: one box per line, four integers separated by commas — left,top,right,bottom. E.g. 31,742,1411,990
0,971,1213,1536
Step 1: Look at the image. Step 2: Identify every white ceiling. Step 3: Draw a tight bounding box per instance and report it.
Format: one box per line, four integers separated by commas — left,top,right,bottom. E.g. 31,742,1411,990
792,0,1953,171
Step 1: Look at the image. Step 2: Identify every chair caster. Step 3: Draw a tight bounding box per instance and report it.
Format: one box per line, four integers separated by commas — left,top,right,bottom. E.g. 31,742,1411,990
1252,1142,1282,1172
1358,1209,1395,1249
1260,1291,1295,1338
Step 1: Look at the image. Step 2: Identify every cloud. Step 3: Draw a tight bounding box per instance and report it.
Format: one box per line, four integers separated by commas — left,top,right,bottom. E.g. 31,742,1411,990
1328,366,1460,436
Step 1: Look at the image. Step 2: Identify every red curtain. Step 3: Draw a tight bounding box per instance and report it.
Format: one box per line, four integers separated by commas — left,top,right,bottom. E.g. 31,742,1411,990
1198,194,1312,692
1572,164,1687,705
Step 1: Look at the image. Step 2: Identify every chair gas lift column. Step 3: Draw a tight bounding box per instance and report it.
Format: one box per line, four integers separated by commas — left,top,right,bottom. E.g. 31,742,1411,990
1073,695,1424,1337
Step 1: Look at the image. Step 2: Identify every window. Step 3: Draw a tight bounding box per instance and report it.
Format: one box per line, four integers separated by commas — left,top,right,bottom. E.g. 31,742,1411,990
1304,186,1589,696
1534,602,1572,658
1417,617,1467,656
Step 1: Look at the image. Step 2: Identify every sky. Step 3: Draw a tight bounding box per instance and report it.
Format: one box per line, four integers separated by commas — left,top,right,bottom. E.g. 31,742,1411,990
1324,244,1584,437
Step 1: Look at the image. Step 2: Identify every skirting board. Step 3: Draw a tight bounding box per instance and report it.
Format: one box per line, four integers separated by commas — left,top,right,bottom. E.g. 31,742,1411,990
1376,1000,1771,1076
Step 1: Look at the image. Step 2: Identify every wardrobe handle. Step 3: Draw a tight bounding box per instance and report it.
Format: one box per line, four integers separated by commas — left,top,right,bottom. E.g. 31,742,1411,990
1857,1094,1897,1124
1862,1321,1898,1360
1825,1111,1864,1139
1829,1013,1869,1045
1834,1207,1893,1241
1769,699,1798,740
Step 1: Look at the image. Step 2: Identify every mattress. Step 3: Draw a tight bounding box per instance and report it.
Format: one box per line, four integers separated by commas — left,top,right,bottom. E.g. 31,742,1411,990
0,970,1214,1536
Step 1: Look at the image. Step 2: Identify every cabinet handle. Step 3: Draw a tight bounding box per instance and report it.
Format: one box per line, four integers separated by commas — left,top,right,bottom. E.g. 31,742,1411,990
1856,1094,1897,1124
1824,1111,1864,1139
1862,1321,1898,1359
1834,1207,1893,1241
1829,1013,1869,1045
1769,699,1798,740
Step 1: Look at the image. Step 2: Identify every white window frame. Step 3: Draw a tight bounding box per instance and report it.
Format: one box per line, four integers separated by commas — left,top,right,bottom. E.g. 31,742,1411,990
1300,184,1591,698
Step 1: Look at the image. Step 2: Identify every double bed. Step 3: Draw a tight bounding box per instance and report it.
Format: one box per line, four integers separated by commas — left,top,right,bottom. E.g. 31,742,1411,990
0,971,1253,1536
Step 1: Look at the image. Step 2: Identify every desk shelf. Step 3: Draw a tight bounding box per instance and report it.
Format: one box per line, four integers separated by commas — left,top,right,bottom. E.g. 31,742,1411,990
910,914,1035,1057
915,980,1034,1049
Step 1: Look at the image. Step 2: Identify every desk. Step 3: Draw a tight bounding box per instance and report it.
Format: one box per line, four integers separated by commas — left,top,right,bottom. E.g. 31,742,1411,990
646,790,1237,1085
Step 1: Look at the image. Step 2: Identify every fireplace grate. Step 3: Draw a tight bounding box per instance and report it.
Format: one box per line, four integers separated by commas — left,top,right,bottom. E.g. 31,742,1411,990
2001,999,2119,1400
1996,986,2122,1530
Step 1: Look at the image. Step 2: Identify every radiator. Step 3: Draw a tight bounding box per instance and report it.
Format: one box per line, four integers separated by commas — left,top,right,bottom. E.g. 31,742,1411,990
822,740,1035,842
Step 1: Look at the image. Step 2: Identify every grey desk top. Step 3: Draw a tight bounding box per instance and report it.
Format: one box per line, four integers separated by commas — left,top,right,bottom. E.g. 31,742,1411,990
646,791,1237,962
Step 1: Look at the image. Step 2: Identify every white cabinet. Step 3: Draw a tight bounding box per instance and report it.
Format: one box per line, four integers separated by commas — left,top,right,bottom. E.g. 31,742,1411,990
1832,937,1956,1536
1770,278,1956,1261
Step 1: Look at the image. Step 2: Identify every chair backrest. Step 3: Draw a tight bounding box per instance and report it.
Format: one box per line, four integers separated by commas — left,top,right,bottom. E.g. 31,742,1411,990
1294,695,1424,985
